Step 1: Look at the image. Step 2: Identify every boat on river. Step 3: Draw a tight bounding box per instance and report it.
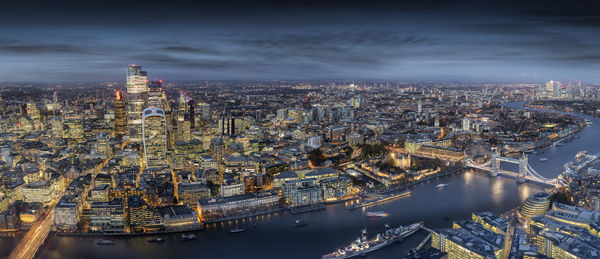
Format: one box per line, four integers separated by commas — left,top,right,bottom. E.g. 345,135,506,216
321,222,423,258
229,227,246,234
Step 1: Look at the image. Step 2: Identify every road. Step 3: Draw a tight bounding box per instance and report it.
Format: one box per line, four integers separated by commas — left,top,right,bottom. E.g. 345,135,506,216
9,204,55,259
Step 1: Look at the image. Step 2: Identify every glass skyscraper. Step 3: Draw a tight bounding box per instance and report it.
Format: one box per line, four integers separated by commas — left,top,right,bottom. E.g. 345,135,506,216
126,64,148,143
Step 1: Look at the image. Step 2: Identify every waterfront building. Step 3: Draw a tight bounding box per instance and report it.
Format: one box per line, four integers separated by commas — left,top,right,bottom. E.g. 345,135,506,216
158,205,200,230
416,145,465,162
197,190,279,221
54,196,78,231
89,198,125,232
0,205,18,231
320,176,353,201
519,192,551,221
114,90,127,138
282,178,323,206
20,203,42,226
126,64,148,143
142,107,167,167
128,195,162,232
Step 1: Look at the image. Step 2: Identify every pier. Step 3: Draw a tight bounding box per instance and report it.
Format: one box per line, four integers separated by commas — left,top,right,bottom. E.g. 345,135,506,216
346,190,412,210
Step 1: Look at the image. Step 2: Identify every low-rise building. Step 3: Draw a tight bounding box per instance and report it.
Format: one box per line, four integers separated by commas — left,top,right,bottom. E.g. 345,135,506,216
159,205,200,230
198,190,279,220
89,198,124,232
55,196,79,231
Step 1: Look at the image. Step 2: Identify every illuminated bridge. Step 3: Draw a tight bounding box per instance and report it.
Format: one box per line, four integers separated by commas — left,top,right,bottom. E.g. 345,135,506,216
465,149,558,187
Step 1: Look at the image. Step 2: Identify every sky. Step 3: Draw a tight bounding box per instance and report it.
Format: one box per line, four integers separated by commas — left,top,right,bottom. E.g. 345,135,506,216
1,0,600,83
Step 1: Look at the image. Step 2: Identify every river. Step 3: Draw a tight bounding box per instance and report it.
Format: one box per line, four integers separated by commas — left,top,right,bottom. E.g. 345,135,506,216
28,101,600,259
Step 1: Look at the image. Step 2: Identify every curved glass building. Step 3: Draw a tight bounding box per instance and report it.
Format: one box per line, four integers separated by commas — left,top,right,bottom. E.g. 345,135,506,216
519,192,551,220
142,107,167,168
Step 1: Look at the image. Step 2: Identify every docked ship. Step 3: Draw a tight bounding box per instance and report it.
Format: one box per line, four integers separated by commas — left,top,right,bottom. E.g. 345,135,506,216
322,222,423,259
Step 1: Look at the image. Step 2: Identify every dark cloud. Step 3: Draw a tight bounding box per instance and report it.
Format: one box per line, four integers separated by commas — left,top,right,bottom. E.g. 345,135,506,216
0,44,93,54
0,0,599,82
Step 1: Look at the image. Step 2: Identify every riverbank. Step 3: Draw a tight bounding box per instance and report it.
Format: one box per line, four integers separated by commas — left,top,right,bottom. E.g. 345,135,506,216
372,166,465,195
54,226,205,237
202,207,286,224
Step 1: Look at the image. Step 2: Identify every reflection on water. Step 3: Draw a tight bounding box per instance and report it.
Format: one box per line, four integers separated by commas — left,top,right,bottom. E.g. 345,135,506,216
519,183,533,203
491,178,503,205
463,169,473,185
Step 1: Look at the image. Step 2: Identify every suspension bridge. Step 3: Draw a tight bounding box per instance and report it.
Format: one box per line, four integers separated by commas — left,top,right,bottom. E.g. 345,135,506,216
465,149,558,187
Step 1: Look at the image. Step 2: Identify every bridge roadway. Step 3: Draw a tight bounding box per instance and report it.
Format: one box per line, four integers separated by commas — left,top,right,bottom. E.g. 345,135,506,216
9,202,56,259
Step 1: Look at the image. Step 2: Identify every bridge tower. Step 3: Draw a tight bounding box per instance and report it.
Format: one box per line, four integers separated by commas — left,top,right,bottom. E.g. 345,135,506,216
490,147,500,172
518,153,528,176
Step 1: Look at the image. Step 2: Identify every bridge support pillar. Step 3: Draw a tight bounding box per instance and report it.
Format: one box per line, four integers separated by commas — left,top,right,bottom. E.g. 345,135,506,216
519,153,528,176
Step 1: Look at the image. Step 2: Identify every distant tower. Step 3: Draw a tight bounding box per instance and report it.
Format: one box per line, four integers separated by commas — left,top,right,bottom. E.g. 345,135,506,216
114,90,127,138
198,102,211,121
187,99,195,129
219,117,235,136
126,64,148,143
142,107,167,167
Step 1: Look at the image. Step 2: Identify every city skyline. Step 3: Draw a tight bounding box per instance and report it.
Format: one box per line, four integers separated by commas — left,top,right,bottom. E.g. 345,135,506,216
3,1,600,259
1,0,600,82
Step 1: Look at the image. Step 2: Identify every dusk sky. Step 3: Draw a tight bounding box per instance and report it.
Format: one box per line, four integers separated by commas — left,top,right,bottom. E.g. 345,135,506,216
1,0,600,82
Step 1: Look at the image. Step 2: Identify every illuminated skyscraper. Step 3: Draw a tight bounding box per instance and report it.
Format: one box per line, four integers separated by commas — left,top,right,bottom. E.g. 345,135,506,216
148,80,165,110
142,107,167,167
126,64,148,143
114,90,127,138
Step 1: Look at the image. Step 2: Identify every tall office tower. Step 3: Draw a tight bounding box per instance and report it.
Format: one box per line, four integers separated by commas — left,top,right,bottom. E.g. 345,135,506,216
545,80,562,98
187,99,195,129
142,107,167,167
219,117,235,135
114,90,127,138
545,80,554,97
126,64,148,143
198,102,211,121
148,80,165,110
